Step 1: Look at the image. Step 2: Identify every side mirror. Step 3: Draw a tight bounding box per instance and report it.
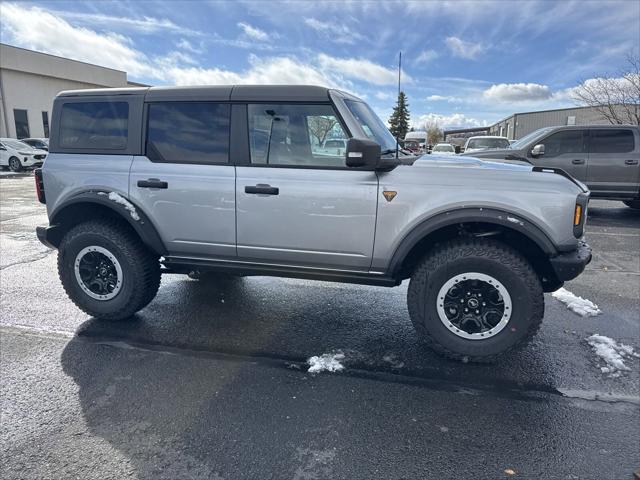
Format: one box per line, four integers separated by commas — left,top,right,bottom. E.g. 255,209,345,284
531,144,545,157
0,145,6,151
345,138,381,168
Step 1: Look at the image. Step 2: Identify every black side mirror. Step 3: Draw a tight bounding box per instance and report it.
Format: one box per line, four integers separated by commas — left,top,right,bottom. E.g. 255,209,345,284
345,138,381,168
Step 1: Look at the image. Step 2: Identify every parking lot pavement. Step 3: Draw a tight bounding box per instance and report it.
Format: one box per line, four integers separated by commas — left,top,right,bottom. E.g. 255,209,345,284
1,175,639,479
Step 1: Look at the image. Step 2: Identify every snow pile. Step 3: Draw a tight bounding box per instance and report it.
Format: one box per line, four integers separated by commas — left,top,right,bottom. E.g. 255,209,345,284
98,191,141,220
551,288,601,317
587,334,639,377
307,353,345,373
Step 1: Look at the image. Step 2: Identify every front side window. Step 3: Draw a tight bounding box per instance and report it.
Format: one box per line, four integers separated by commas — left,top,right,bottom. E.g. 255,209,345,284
248,104,347,167
60,102,128,149
147,102,230,164
540,130,586,158
13,109,29,139
344,100,396,153
590,129,635,154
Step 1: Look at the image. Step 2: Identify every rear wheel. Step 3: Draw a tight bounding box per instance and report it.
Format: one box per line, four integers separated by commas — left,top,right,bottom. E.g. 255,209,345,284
407,238,544,362
8,157,22,172
623,199,640,209
58,219,161,320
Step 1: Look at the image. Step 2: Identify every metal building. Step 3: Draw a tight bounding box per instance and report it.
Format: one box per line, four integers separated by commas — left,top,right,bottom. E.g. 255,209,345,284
0,44,144,139
489,104,638,140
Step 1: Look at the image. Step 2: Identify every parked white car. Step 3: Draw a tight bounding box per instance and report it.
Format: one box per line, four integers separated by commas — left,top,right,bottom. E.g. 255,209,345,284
431,143,456,155
463,136,511,154
0,138,48,172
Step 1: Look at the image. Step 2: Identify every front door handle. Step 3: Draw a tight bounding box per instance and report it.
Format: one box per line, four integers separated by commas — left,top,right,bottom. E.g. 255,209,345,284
137,178,168,189
245,184,279,195
625,159,639,165
571,159,585,165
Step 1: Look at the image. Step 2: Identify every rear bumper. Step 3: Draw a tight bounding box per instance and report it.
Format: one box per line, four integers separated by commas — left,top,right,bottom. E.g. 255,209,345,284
549,241,592,282
36,225,60,249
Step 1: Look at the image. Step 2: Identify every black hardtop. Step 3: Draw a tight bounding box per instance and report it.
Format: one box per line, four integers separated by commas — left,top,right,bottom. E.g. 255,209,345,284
57,85,335,102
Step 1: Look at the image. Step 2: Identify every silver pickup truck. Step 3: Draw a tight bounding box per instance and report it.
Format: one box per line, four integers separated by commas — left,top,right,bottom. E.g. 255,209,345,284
35,85,591,361
463,125,640,208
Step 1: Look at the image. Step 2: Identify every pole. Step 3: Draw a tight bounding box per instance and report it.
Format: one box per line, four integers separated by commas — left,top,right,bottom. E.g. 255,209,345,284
396,51,401,158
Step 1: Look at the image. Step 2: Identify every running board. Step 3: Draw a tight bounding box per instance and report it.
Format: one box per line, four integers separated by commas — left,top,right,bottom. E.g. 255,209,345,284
162,256,398,287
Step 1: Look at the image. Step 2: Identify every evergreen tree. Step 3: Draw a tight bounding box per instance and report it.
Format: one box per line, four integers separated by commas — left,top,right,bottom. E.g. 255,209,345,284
388,91,410,140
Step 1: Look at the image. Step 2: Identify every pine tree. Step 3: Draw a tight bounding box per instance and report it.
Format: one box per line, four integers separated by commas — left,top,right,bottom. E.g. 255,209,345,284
388,91,410,140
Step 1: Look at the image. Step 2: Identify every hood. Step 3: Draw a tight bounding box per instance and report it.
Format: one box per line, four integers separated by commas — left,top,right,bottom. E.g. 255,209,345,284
413,153,531,172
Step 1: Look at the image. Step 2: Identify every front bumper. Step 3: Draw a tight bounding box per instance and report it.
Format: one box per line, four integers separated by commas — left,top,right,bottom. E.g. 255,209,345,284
549,241,592,282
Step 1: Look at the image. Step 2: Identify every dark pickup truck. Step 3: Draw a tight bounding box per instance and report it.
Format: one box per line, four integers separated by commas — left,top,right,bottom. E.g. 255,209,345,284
464,125,640,208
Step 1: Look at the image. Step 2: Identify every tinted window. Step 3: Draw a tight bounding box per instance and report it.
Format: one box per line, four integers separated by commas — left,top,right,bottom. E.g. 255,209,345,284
344,100,396,152
14,109,29,138
60,102,128,149
147,102,230,164
248,104,347,167
540,130,585,158
590,129,635,153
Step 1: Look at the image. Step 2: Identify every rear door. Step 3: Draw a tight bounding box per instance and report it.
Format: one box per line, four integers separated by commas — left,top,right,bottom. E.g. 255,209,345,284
530,129,588,180
129,101,236,258
235,103,378,270
586,128,640,197
0,142,8,166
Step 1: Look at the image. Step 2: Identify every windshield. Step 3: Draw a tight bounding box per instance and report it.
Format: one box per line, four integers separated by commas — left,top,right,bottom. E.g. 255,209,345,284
344,100,397,152
433,144,455,152
467,138,510,149
2,139,32,150
509,127,556,150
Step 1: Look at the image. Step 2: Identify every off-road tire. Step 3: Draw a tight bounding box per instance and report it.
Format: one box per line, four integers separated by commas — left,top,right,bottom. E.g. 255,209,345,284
58,219,161,320
407,238,544,362
8,157,22,172
623,199,640,209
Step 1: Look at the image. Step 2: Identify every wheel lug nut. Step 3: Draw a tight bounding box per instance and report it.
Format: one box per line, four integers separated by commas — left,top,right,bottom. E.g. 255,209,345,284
464,308,468,312
475,310,480,314
482,302,486,306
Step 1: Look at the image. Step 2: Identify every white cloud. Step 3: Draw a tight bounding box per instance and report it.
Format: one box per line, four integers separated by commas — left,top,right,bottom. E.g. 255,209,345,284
375,91,395,101
426,95,463,103
303,17,364,44
237,22,269,41
445,36,485,60
415,49,438,64
413,113,487,129
318,53,410,86
483,83,552,103
176,39,204,54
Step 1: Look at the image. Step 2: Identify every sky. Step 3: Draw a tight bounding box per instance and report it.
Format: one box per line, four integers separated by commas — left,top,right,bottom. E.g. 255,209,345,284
1,0,638,129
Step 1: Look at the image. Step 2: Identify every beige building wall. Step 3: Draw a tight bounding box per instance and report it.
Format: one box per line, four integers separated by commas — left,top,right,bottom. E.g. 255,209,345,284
0,44,132,138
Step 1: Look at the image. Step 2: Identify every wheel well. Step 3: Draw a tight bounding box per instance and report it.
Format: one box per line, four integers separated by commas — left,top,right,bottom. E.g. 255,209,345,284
396,222,562,292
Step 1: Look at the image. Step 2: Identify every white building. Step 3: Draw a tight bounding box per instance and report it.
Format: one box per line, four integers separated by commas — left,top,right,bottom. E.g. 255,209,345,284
0,44,144,139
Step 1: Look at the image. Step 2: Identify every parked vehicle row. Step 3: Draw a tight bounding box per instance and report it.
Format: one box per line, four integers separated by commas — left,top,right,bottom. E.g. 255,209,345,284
0,138,48,172
36,85,591,362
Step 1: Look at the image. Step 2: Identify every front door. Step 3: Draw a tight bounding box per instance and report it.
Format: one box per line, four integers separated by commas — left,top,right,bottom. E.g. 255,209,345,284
587,128,640,198
129,101,236,258
235,103,378,270
530,128,588,181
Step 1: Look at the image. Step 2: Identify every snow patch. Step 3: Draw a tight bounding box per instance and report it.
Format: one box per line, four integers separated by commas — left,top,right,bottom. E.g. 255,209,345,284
307,353,345,373
98,191,140,221
551,288,601,317
587,334,639,377
506,216,524,226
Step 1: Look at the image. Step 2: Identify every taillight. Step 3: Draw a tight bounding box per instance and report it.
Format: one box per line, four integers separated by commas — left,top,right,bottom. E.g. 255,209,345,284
34,168,46,204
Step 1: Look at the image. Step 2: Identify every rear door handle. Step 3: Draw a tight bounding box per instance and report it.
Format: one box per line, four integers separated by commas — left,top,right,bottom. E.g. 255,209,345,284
571,159,585,165
245,184,279,195
625,159,638,165
137,178,168,189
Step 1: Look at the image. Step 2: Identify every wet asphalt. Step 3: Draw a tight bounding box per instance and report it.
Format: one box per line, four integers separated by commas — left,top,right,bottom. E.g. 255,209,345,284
1,173,639,479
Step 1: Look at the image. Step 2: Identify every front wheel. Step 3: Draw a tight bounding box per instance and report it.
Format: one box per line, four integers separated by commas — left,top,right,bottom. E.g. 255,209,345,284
407,239,544,362
58,219,161,320
8,157,22,172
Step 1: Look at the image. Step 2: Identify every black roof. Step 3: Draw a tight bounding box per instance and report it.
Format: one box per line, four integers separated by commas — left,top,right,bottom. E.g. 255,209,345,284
57,85,334,102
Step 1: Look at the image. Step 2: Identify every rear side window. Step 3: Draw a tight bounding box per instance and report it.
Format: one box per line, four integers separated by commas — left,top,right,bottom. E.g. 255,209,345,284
590,129,635,153
60,102,129,149
146,102,230,164
540,130,586,158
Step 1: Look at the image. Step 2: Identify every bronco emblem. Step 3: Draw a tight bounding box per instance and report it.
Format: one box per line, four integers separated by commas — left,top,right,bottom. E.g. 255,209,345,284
383,191,397,202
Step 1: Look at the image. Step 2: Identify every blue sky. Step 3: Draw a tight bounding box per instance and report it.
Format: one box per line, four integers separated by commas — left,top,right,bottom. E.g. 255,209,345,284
1,0,638,128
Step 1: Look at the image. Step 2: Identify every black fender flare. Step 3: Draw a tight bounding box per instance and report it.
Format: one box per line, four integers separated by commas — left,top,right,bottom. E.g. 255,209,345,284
387,207,559,277
49,190,167,255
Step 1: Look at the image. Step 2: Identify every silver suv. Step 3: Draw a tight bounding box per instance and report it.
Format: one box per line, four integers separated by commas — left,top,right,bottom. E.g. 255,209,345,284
36,85,592,361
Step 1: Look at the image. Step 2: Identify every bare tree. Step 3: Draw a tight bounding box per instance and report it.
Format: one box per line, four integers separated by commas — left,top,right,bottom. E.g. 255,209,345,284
421,119,444,145
308,116,338,146
572,53,640,125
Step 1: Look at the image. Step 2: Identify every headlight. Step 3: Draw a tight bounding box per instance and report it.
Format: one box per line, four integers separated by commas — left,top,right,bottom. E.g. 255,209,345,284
18,151,32,155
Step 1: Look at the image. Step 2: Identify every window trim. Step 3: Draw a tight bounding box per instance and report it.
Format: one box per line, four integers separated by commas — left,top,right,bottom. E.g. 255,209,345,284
587,128,636,154
144,101,232,165
243,101,355,170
